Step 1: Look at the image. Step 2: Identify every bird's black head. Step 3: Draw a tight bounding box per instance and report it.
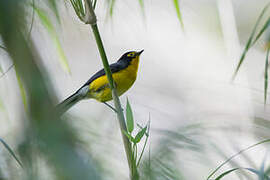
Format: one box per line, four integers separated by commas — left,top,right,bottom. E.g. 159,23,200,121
118,50,144,63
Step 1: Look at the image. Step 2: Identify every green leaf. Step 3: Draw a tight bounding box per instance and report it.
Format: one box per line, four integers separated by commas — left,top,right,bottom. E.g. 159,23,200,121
0,98,4,111
47,0,60,23
246,168,270,180
0,64,14,79
138,0,143,8
252,16,270,46
138,0,144,15
70,0,86,21
137,123,149,137
232,3,270,80
34,7,71,74
0,45,6,51
15,68,27,111
207,139,270,180
136,120,150,167
214,168,240,180
134,126,147,143
123,131,136,143
93,0,98,9
173,0,184,30
126,98,134,133
214,168,270,180
0,138,23,168
264,48,269,104
109,0,116,17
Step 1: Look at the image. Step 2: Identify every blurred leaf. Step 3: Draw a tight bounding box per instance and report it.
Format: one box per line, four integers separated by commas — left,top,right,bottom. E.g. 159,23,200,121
265,48,269,104
232,3,270,80
246,168,270,180
123,131,135,143
214,168,270,180
0,64,14,79
0,0,101,179
93,0,98,9
34,7,71,74
211,143,250,180
27,0,35,39
0,45,6,51
0,138,23,168
207,139,270,180
126,98,134,133
109,0,116,17
138,0,144,9
15,68,27,110
134,126,147,143
173,0,184,30
138,0,144,15
0,98,4,110
46,0,60,23
140,124,203,180
259,154,267,180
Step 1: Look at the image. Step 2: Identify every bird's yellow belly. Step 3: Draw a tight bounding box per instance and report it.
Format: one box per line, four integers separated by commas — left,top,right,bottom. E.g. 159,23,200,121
88,67,137,102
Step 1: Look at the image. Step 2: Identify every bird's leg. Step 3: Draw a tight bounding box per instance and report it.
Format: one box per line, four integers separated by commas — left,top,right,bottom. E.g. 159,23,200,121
103,102,118,113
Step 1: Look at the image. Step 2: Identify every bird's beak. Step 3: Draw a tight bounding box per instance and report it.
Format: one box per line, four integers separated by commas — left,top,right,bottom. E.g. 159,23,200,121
137,49,144,56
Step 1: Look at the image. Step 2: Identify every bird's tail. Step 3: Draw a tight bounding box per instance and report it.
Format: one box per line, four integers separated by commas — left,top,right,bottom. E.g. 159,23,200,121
56,86,89,116
56,92,83,116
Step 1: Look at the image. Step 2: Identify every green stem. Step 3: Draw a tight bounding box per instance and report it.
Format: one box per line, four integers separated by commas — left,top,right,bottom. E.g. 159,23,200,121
91,22,134,168
83,0,138,179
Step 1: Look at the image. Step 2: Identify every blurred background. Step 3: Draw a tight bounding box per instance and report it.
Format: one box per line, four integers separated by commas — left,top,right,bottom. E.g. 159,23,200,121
1,0,270,179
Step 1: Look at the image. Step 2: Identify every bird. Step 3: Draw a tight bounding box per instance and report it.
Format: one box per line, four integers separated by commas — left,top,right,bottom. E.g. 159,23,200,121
57,50,144,115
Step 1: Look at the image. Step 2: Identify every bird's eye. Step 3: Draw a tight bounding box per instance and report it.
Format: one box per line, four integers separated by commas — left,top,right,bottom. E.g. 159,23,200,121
127,52,135,57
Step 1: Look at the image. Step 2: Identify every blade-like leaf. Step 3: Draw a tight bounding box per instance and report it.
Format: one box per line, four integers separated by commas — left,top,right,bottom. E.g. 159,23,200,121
135,126,147,143
137,120,150,167
70,0,86,21
126,98,134,133
137,123,149,137
252,16,270,46
47,0,60,23
15,69,27,110
264,48,269,104
0,64,14,79
173,0,184,30
232,3,270,80
215,168,240,180
28,0,35,39
109,0,116,17
123,131,136,143
246,168,270,180
259,153,267,180
0,138,23,168
34,7,71,74
138,0,144,14
93,0,98,9
207,139,270,180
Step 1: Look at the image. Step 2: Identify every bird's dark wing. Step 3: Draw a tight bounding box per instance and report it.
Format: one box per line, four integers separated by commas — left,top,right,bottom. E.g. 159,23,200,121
79,61,128,90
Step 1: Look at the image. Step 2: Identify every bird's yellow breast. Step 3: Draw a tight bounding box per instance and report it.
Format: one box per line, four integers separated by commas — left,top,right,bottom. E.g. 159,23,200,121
88,57,140,102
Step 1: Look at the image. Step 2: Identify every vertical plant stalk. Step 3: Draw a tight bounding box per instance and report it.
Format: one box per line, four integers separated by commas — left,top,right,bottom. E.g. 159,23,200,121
82,0,138,178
